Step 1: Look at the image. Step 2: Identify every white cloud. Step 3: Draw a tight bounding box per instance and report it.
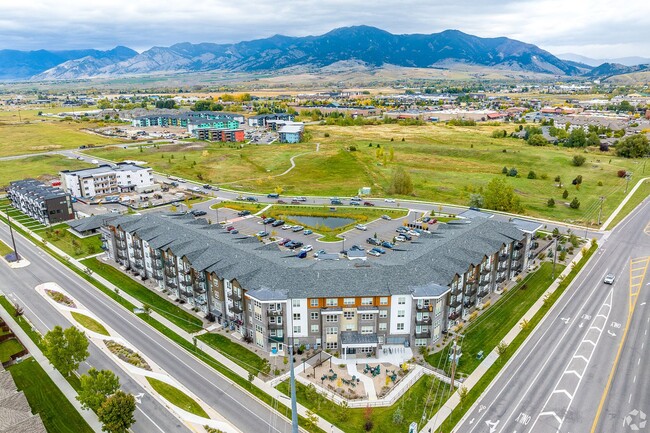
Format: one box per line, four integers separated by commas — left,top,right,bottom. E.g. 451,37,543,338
0,0,648,58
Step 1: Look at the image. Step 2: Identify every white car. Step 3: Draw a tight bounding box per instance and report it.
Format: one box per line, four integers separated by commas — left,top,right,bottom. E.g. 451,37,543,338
282,224,292,230
91,159,99,164
355,224,368,231
368,250,381,257
301,245,313,252
603,273,615,284
395,235,407,242
408,230,420,237
384,198,396,203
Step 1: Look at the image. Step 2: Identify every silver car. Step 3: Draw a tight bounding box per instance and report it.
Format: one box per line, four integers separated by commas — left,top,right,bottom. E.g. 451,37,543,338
603,273,615,284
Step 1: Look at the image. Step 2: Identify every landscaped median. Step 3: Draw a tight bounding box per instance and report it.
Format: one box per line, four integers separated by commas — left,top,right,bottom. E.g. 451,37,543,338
435,242,599,432
146,377,209,418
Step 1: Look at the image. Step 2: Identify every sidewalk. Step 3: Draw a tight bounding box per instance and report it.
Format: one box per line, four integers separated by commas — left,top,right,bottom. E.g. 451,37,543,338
0,303,103,433
419,246,591,433
1,210,343,433
600,176,649,230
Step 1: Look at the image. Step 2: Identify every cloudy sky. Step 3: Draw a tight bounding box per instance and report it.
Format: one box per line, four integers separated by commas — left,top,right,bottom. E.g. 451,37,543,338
1,0,648,59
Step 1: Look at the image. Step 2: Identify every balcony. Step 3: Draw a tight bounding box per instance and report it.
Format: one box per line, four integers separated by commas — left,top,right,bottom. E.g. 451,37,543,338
180,279,192,287
415,330,431,339
164,259,175,267
268,309,283,316
134,250,143,260
180,289,193,298
153,261,163,270
448,312,460,321
133,261,144,270
478,289,490,298
498,263,508,272
268,321,283,329
153,272,164,281
499,254,508,262
514,242,524,251
449,298,461,308
479,279,490,287
450,286,462,296
231,304,243,314
197,274,206,282
116,240,127,250
165,268,177,278
231,291,242,301
116,251,127,260
481,267,491,275
268,335,285,343
415,316,431,325
496,275,506,284
465,286,477,296
416,303,432,312
166,281,178,289
152,251,162,259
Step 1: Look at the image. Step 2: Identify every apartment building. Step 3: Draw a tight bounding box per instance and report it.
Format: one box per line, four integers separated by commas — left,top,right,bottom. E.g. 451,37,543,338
60,163,154,198
278,122,305,143
102,213,530,356
131,111,244,129
7,179,74,225
195,128,245,142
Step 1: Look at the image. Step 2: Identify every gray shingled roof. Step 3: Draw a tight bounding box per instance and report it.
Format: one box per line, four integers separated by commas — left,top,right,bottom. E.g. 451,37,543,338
67,214,118,233
109,213,525,299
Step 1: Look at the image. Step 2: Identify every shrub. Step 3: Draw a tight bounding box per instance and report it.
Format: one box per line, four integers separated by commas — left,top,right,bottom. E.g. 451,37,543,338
547,198,555,207
502,166,508,174
508,167,518,177
527,171,537,179
598,180,603,186
572,155,586,166
570,197,581,209
617,169,627,178
562,189,569,199
324,132,330,137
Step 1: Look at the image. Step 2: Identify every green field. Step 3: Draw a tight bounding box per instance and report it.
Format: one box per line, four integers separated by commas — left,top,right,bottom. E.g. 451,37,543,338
71,312,110,336
0,154,94,188
38,224,103,258
81,257,203,332
607,178,650,228
84,123,641,224
211,201,266,214
426,262,565,376
146,376,209,418
0,239,13,256
0,338,24,362
277,374,447,433
8,357,94,433
197,333,269,377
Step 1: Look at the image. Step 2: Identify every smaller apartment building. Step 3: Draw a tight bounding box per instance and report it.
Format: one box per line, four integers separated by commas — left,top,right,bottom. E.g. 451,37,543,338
60,163,154,198
102,213,532,356
195,128,245,142
8,179,74,225
278,122,305,143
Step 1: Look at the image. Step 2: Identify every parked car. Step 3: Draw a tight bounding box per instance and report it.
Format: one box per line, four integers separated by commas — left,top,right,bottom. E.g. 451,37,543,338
293,196,307,202
363,201,375,206
256,231,269,237
355,224,368,231
381,215,392,220
349,245,365,252
303,229,313,235
370,247,386,254
288,241,303,250
396,227,408,233
384,198,396,203
292,225,304,232
367,237,381,246
203,184,212,189
395,235,407,242
237,210,251,217
263,217,276,224
331,199,343,205
381,241,394,249
350,201,361,206
277,199,287,204
604,273,615,284
282,224,292,230
279,238,292,246
408,230,420,237
190,210,207,216
246,196,258,202
350,196,362,202
191,186,202,192
301,245,313,252
225,226,235,232
297,250,308,259
290,199,302,204
271,219,285,227
267,193,280,198
314,249,327,258
368,249,381,257
230,229,239,234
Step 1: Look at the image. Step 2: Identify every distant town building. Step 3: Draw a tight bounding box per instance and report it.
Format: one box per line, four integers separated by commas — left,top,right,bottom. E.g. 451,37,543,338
278,122,305,143
8,179,74,225
248,113,295,127
60,163,154,198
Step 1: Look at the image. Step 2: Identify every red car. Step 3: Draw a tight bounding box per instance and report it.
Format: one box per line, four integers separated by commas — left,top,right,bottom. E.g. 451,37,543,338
277,199,287,204
363,201,375,206
226,226,235,231
279,238,292,246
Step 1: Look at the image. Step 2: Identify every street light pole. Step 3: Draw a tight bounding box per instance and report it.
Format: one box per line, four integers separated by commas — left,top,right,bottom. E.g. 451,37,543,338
597,196,605,226
551,237,558,280
288,299,299,433
7,214,20,261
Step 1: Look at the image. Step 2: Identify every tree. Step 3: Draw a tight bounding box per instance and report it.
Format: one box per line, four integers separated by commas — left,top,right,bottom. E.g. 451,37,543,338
572,175,583,185
502,166,508,174
527,134,547,146
572,155,586,166
547,198,555,207
570,197,581,209
483,177,522,213
527,171,537,179
390,167,414,195
458,386,469,408
42,326,89,377
305,410,319,431
565,128,586,148
508,167,518,177
392,407,404,425
468,193,484,208
97,391,136,433
78,368,120,412
562,189,569,199
497,341,509,359
586,132,601,147
616,134,650,158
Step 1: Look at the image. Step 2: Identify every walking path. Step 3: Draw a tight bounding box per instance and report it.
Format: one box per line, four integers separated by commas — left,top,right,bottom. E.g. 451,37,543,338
0,304,104,433
347,364,377,401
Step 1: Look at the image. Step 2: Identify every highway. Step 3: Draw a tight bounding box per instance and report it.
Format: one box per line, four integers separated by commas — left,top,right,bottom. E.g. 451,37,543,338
0,223,294,433
453,195,650,433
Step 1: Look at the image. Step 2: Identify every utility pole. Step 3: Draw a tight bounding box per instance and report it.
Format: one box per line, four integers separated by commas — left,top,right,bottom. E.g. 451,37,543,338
624,172,633,194
7,214,20,261
551,237,558,280
597,196,605,226
449,332,459,392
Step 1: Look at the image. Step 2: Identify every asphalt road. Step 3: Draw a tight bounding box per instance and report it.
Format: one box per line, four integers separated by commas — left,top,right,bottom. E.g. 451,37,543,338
0,223,294,433
452,195,650,433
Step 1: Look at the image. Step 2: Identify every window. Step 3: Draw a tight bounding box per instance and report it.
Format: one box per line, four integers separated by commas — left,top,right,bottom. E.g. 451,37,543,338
277,330,283,338
379,310,388,318
255,324,263,333
310,312,319,321
293,313,301,321
325,315,338,323
361,326,374,334
292,299,301,308
345,324,354,331
343,311,355,320
310,324,319,333
415,339,427,347
310,299,319,307
379,297,388,305
379,323,387,331
397,310,405,318
361,297,373,306
270,329,277,337
397,323,405,331
254,312,262,322
343,298,355,305
398,296,406,305
326,327,338,335
293,325,301,334
326,298,338,307
326,342,338,350
360,314,374,321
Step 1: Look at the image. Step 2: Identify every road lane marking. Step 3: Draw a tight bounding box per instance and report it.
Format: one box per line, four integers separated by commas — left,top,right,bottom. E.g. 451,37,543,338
590,256,650,433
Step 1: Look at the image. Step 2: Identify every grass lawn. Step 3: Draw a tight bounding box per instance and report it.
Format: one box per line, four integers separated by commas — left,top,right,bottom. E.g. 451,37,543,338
426,261,566,376
0,154,94,188
8,357,94,433
146,377,209,418
0,239,13,256
436,243,598,432
0,201,47,231
0,115,125,158
81,257,203,333
0,338,24,362
211,201,266,214
277,374,447,433
0,296,43,348
197,333,269,377
37,224,103,258
71,312,110,336
607,178,650,228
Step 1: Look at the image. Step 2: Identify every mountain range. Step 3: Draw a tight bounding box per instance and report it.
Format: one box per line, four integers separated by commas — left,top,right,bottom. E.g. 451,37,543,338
0,26,646,82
